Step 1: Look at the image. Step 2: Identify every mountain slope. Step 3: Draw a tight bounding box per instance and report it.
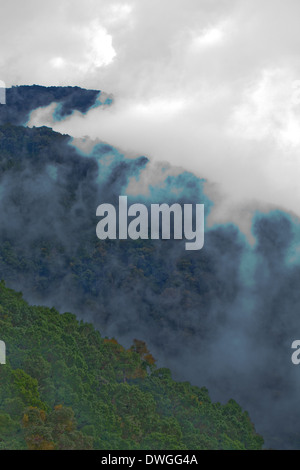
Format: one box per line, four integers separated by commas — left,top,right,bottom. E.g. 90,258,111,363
0,281,263,450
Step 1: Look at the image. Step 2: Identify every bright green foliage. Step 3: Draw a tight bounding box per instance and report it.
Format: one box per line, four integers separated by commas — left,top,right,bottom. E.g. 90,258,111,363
0,281,263,450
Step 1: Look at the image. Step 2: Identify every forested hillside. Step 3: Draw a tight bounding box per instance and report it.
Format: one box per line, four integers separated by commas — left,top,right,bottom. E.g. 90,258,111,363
0,86,299,449
0,281,263,450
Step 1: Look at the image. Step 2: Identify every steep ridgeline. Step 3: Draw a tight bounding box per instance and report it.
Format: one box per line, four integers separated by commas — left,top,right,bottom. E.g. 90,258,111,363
0,85,100,125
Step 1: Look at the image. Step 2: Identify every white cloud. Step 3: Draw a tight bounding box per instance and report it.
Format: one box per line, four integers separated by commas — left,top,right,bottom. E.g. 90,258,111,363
194,26,225,47
108,3,133,24
229,69,300,145
50,57,66,69
83,21,116,68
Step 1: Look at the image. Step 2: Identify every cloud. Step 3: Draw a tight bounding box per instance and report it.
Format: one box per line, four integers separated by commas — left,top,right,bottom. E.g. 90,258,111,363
3,0,300,237
2,2,300,447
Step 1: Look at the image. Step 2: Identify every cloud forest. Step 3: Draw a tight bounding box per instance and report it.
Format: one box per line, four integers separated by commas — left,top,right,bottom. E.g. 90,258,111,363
0,86,299,450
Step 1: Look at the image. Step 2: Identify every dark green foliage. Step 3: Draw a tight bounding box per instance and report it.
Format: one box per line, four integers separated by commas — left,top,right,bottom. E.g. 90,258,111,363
0,281,263,450
22,405,93,450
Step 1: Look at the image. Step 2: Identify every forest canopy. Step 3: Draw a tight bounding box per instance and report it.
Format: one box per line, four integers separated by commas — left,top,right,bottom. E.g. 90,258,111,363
0,281,263,450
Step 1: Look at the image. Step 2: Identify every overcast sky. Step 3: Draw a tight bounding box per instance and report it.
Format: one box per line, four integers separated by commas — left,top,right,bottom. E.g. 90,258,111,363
1,0,300,234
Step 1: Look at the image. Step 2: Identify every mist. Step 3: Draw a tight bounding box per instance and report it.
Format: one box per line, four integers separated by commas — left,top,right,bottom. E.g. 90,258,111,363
1,0,300,449
1,86,300,447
